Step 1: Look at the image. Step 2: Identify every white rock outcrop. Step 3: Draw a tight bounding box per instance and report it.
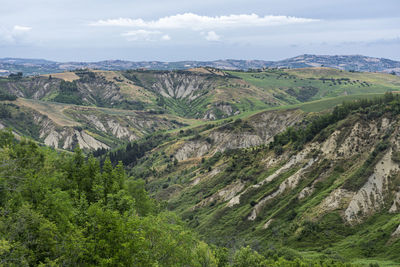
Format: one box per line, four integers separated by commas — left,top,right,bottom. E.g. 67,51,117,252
344,149,399,223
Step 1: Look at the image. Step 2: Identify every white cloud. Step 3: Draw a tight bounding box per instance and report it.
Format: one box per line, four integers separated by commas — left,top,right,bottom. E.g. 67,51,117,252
161,34,171,41
122,30,161,41
90,13,318,30
0,25,32,44
122,30,170,41
13,25,32,32
204,31,220,41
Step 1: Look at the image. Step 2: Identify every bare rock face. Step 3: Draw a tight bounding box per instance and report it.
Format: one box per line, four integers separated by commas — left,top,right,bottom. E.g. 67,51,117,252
44,130,61,147
203,111,217,120
0,73,126,107
344,149,399,223
216,103,234,115
74,130,109,150
389,192,400,213
76,78,123,106
172,109,305,164
175,141,211,161
1,97,184,152
320,130,340,158
209,109,304,153
30,109,109,150
248,109,304,142
209,132,263,152
0,77,60,99
336,122,379,159
392,225,400,237
65,107,183,144
319,189,354,212
248,157,317,220
174,109,305,162
107,120,134,141
151,72,214,101
83,114,107,132
312,117,400,224
203,103,240,120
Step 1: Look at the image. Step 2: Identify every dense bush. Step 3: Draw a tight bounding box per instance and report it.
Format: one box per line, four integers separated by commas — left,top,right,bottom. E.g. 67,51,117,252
286,86,318,102
53,92,83,105
8,72,23,80
60,80,78,92
53,80,83,105
95,133,170,167
0,133,218,266
0,104,11,118
0,90,17,101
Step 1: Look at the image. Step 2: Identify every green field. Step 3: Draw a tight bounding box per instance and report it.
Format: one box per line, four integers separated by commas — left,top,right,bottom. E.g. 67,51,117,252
298,93,386,112
229,69,400,103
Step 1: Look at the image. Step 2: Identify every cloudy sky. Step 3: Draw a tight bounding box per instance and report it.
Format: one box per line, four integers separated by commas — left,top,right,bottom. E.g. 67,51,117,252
0,0,399,61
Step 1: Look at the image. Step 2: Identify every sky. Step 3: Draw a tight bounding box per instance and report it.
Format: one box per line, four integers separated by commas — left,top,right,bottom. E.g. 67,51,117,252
0,0,399,62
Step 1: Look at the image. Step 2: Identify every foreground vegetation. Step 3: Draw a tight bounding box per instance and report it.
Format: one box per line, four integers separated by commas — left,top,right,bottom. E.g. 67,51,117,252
0,130,369,266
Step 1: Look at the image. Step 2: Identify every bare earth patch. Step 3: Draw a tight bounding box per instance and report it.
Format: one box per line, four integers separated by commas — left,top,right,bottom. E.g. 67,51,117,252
41,72,80,82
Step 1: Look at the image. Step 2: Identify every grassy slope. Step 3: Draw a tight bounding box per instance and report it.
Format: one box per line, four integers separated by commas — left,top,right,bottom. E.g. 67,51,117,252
287,67,400,86
228,68,400,105
15,98,79,127
41,72,80,82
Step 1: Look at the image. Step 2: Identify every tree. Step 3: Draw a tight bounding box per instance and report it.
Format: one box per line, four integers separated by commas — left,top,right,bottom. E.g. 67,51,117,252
8,72,23,79
102,157,114,201
127,179,155,216
0,128,14,148
233,246,267,267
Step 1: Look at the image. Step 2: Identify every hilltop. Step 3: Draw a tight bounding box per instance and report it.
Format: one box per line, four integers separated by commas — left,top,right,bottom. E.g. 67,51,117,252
1,54,400,76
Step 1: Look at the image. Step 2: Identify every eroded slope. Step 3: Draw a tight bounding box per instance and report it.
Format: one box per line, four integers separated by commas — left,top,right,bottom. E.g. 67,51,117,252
127,96,400,262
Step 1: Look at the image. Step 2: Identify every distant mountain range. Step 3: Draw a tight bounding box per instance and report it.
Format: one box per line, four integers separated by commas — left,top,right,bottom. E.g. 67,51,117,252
1,54,400,76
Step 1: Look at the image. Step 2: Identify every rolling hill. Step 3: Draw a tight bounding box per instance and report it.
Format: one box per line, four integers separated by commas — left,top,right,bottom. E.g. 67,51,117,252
1,54,399,76
1,67,400,153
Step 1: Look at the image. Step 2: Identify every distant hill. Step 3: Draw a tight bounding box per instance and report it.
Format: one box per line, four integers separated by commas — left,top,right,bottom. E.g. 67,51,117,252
1,67,400,152
270,54,400,74
1,54,400,76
